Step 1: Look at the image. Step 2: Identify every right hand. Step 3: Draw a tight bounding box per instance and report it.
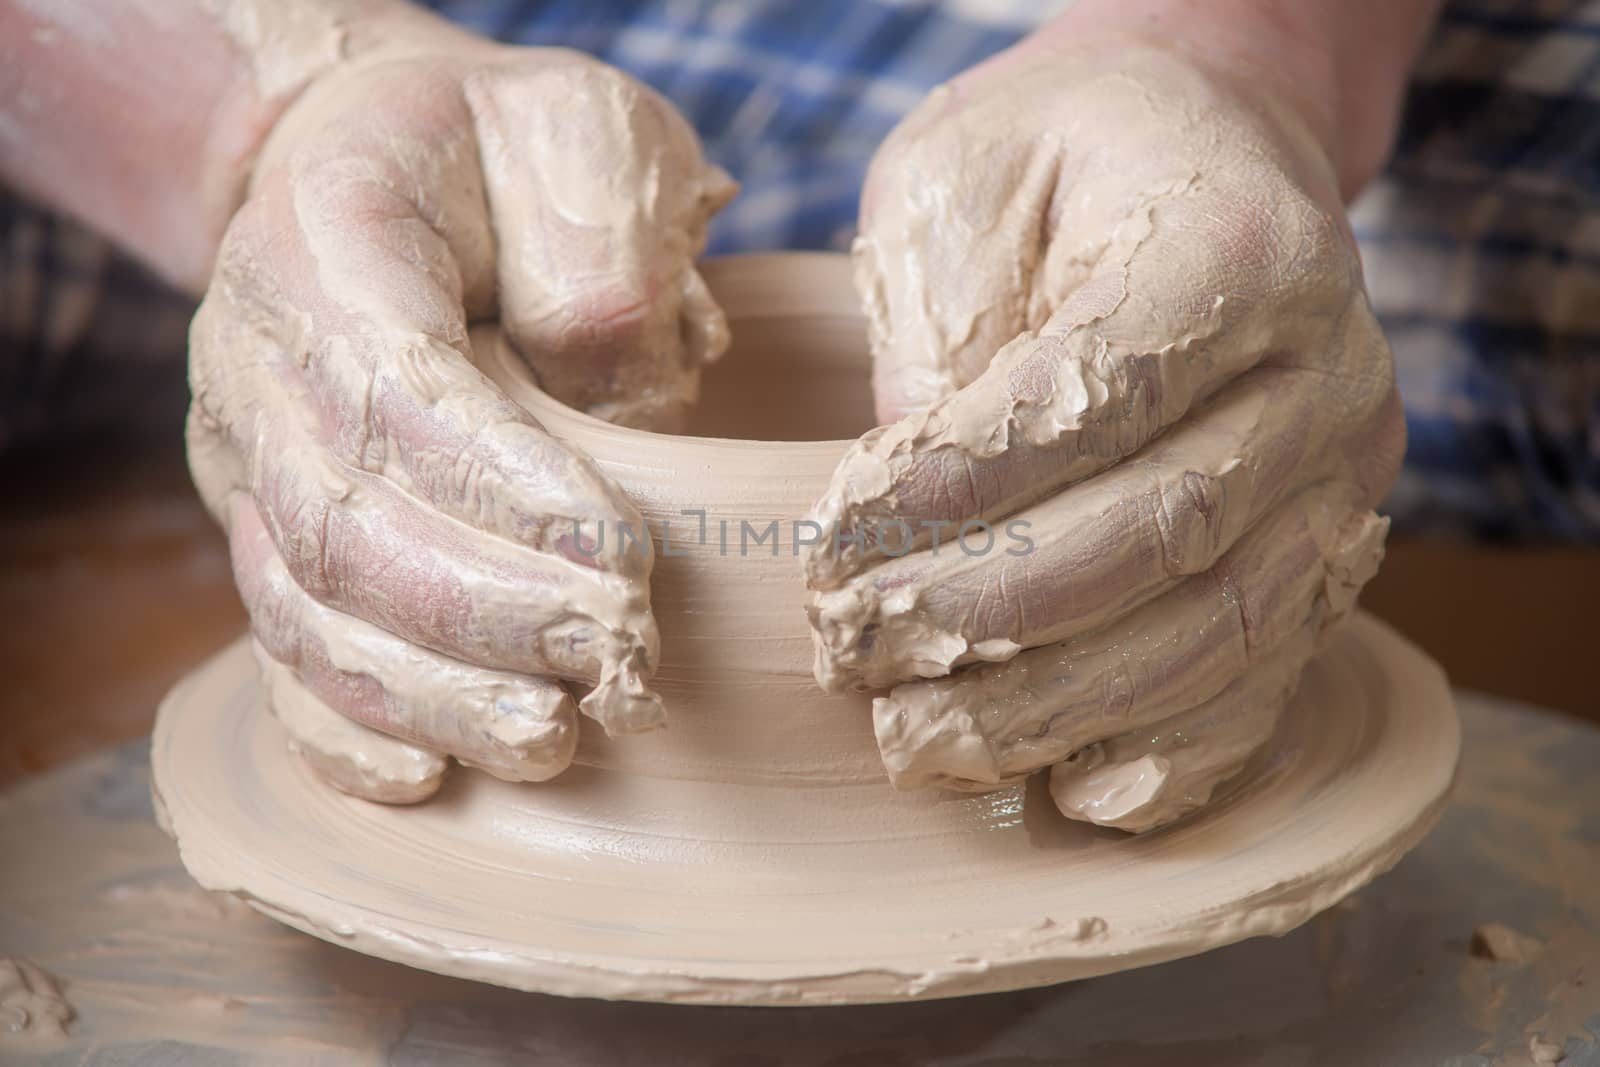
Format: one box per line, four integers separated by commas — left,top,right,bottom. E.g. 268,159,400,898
802,33,1402,832
188,40,734,802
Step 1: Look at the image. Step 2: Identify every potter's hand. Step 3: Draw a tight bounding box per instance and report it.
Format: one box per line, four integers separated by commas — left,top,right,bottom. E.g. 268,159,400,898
803,12,1426,830
188,34,734,802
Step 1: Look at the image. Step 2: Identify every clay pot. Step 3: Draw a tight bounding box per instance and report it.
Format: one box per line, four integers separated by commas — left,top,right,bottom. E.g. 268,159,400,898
475,252,883,786
153,253,1459,1005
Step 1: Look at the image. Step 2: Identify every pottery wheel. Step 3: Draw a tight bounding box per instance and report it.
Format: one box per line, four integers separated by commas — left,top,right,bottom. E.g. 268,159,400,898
150,613,1458,1005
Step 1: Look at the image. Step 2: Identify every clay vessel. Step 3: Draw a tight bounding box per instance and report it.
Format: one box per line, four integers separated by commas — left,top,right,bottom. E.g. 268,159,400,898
475,252,884,786
152,253,1460,1005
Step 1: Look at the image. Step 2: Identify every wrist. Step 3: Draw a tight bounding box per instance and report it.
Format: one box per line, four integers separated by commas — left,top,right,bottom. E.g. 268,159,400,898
0,0,485,293
1029,0,1440,200
197,1,488,271
238,1,501,182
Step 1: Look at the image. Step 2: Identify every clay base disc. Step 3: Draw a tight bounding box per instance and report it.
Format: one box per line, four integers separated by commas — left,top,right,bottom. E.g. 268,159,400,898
151,615,1458,1005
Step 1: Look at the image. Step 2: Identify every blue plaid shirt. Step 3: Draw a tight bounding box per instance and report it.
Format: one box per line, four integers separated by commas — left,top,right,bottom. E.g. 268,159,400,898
4,0,1597,541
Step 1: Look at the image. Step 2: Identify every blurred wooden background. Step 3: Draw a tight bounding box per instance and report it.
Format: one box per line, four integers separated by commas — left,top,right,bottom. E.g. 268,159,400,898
1,437,1594,788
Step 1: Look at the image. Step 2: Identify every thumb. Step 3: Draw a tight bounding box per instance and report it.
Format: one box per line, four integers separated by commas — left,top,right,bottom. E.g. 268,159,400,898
854,93,1060,424
467,56,737,432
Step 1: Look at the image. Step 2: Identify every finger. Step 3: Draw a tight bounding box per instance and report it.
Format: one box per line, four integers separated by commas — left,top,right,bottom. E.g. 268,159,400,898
221,62,655,584
252,394,650,699
189,309,663,733
230,494,581,781
809,314,1393,692
466,57,737,431
854,108,1064,423
255,645,448,805
871,487,1387,790
193,130,667,734
184,400,245,527
853,46,1307,425
262,74,670,727
813,178,1366,591
1047,642,1304,833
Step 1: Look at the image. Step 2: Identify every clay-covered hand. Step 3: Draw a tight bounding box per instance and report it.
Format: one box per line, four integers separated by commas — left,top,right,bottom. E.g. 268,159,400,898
189,36,734,802
802,38,1404,830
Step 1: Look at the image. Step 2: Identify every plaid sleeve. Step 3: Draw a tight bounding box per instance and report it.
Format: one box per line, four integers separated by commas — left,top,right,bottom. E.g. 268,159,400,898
0,196,195,451
416,0,1059,253
1352,0,1600,541
422,0,1600,543
6,0,1596,543
4,0,1058,454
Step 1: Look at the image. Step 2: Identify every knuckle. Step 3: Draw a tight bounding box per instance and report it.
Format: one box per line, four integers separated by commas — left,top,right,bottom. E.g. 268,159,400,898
566,56,647,101
1357,386,1407,503
1269,191,1356,297
863,110,975,222
230,522,306,664
184,409,242,509
254,451,346,599
1151,469,1227,578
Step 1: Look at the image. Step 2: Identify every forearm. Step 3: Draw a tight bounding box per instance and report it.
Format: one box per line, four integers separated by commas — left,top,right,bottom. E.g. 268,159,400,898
0,0,471,293
1030,0,1445,200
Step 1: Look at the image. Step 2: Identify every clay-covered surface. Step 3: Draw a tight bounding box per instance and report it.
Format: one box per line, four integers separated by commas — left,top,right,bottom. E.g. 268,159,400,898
145,615,1457,1005
6,691,1596,1062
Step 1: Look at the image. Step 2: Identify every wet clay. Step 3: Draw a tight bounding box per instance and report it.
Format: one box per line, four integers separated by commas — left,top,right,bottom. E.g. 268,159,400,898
9,692,1591,1058
151,255,1460,1004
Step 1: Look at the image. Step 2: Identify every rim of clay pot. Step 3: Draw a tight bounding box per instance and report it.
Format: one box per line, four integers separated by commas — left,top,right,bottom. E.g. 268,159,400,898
479,251,878,460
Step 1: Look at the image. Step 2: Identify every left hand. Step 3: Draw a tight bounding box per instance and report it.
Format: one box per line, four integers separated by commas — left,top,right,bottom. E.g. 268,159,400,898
188,37,734,802
801,35,1404,831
